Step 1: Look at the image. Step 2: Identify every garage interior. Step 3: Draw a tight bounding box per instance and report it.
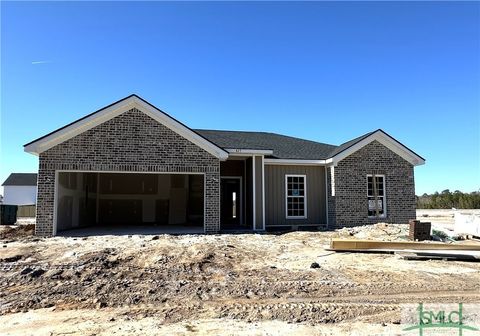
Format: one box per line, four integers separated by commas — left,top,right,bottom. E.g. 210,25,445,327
56,172,204,234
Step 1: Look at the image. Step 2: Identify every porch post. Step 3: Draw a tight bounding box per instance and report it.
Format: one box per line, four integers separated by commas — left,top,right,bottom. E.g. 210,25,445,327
253,155,265,231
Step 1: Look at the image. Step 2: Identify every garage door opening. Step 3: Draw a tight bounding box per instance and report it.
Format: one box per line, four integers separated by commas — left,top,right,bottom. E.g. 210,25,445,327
55,172,204,235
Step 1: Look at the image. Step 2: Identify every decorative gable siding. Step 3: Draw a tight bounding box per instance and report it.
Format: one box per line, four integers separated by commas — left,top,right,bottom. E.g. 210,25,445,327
36,108,220,236
327,140,415,228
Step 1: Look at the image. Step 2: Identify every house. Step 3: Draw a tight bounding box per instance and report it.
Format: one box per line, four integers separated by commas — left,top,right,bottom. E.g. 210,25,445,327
24,95,425,236
1,173,37,205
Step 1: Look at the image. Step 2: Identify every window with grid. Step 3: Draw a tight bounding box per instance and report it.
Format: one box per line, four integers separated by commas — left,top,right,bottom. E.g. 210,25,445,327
367,174,386,217
286,175,306,218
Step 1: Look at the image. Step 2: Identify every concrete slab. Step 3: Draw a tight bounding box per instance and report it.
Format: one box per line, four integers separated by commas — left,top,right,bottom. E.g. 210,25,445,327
58,225,204,237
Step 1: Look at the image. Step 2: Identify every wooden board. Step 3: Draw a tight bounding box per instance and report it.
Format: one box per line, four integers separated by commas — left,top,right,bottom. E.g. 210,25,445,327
396,251,480,261
328,239,480,251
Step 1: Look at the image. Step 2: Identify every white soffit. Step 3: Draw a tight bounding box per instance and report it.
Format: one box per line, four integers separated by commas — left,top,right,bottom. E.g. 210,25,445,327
24,96,229,160
327,131,425,166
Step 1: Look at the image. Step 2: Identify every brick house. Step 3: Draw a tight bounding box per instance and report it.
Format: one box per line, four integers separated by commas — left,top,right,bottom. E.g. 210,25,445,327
24,95,425,236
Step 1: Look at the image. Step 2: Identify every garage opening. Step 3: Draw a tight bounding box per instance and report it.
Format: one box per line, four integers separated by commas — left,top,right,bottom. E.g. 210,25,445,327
55,172,204,235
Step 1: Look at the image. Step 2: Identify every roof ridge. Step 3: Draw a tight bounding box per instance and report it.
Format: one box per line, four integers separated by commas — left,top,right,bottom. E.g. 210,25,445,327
195,129,337,147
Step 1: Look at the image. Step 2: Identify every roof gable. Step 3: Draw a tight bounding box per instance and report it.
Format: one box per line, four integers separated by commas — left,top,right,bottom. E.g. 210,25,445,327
23,96,424,166
2,173,38,186
24,95,228,160
327,129,425,166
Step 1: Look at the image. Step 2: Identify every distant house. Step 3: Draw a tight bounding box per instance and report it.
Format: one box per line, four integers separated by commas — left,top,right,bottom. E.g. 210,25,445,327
1,173,37,205
24,95,425,236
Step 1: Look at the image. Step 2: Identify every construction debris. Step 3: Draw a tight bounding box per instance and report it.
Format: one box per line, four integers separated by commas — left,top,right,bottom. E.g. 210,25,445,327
455,211,480,237
431,226,461,242
408,220,431,241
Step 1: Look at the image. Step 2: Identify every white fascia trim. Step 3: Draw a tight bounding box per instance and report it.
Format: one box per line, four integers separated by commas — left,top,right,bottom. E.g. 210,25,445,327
24,96,229,160
24,97,137,155
264,159,326,165
327,131,425,166
136,99,228,160
226,149,273,155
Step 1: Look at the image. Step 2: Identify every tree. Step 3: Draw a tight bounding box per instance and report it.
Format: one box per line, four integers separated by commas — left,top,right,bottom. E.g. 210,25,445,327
416,190,480,209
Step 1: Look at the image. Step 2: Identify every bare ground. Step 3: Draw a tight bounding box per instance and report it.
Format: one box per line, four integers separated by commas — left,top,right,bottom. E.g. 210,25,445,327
1,220,480,335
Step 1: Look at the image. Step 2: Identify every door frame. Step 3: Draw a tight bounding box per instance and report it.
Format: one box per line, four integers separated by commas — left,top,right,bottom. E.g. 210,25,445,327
220,176,243,227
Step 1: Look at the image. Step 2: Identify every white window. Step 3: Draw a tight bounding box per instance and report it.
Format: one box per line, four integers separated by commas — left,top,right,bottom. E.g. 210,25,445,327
285,175,307,218
367,174,386,218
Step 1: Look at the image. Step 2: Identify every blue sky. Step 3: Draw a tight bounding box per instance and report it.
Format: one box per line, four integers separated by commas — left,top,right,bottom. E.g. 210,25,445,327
1,1,479,195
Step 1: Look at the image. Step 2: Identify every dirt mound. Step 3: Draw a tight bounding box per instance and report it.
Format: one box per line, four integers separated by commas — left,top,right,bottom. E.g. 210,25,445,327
0,224,35,240
331,223,409,241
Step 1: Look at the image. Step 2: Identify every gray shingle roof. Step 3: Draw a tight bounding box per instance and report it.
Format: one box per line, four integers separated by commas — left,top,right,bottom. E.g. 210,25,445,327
194,129,338,160
195,129,390,160
2,173,38,186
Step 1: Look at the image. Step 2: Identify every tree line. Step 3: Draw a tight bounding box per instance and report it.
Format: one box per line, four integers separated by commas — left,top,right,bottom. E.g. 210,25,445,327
416,190,480,209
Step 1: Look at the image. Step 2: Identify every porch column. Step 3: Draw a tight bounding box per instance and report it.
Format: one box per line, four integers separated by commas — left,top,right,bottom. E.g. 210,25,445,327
252,155,265,231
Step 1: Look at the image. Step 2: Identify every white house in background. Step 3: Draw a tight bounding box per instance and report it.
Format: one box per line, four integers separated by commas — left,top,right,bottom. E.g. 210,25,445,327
1,173,37,205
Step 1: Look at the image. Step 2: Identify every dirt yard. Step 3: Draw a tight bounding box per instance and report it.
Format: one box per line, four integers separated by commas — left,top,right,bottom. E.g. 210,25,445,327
1,216,480,335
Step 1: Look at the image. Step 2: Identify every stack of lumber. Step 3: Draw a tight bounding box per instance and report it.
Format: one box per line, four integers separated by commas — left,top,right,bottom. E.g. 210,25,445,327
327,239,480,261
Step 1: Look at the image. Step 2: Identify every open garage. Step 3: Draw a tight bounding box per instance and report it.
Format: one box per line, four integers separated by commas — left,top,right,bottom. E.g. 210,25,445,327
55,172,204,235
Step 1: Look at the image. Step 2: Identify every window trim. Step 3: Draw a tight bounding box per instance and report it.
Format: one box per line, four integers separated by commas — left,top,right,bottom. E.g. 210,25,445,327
366,174,387,219
285,174,307,219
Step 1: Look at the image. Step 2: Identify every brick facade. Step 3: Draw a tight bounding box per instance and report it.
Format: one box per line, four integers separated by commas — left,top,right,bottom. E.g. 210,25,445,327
327,140,416,228
35,108,220,236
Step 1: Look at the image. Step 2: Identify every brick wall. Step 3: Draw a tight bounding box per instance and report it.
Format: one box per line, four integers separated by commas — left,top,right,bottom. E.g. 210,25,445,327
327,140,416,228
35,108,221,236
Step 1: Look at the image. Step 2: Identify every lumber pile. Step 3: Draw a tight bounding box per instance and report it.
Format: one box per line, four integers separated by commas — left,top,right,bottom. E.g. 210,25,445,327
328,239,480,251
327,239,480,261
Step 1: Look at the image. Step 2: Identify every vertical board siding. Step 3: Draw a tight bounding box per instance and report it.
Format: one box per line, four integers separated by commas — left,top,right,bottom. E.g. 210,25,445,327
254,156,263,230
245,157,253,226
265,165,326,226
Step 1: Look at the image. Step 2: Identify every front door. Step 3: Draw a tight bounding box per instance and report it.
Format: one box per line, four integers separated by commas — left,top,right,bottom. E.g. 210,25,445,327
220,178,241,228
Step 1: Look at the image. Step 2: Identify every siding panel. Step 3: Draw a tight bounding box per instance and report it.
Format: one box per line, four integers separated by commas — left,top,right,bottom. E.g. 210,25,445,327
254,156,263,230
265,165,326,226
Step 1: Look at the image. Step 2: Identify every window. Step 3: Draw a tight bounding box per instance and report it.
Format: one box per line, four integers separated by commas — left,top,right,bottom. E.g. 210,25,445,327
286,175,307,218
367,174,386,218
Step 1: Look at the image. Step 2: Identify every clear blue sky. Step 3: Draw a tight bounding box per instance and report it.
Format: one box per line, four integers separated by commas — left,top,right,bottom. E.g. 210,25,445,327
1,1,479,195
